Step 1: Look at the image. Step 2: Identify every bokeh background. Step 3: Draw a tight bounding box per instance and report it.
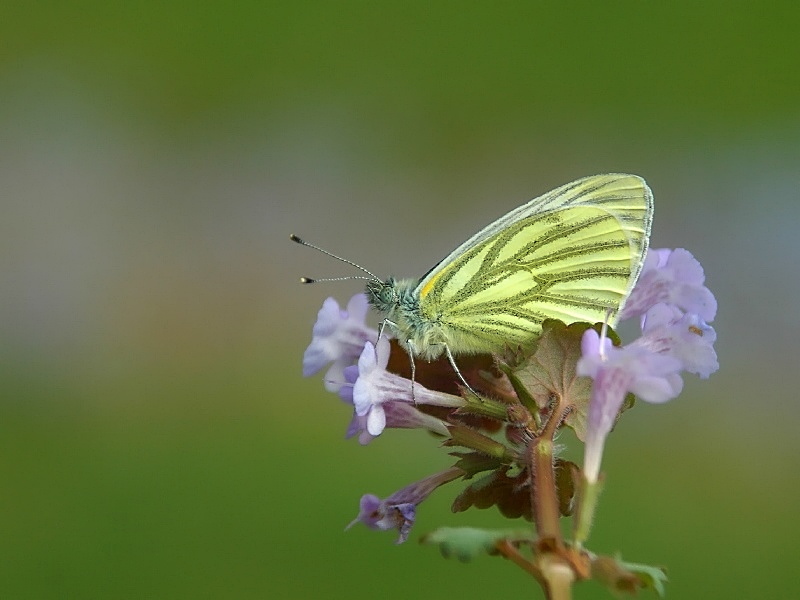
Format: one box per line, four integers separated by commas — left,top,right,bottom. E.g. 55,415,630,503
1,3,798,598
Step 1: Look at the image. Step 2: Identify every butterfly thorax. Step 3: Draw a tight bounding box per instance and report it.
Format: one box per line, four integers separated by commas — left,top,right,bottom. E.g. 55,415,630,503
365,277,445,360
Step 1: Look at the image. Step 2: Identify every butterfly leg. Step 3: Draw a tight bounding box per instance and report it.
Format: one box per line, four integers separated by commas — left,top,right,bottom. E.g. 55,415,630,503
443,343,480,399
404,339,419,403
380,319,419,402
376,318,392,344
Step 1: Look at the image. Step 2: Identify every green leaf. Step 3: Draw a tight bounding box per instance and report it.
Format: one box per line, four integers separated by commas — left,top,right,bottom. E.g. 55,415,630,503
420,527,533,562
450,451,504,478
444,424,514,460
504,319,593,440
591,554,668,597
617,559,668,598
503,320,632,441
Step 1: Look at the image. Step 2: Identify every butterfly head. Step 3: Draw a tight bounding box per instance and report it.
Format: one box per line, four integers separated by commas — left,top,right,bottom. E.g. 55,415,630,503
365,277,418,316
365,277,399,313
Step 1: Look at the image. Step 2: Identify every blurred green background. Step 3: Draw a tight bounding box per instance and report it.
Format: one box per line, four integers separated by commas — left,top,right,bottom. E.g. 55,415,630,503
1,2,798,598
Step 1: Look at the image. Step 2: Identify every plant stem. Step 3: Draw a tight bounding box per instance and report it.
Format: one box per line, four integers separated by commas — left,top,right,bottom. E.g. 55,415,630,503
540,555,575,600
530,437,562,542
495,540,546,588
527,403,579,598
530,404,569,543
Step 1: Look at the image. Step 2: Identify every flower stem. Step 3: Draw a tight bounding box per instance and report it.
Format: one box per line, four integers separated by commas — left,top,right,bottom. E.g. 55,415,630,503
572,474,604,547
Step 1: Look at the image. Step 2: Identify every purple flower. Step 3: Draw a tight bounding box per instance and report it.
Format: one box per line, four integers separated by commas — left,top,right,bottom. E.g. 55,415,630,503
620,248,717,322
347,494,417,544
348,340,466,437
338,354,450,443
303,294,379,392
578,328,684,483
344,401,450,445
347,468,463,543
636,303,719,379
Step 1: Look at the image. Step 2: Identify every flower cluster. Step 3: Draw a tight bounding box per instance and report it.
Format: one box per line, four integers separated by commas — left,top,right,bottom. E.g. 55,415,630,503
302,248,718,548
577,248,718,484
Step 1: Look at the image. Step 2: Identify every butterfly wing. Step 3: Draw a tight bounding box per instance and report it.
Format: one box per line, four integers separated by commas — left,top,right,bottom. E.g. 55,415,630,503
415,173,653,353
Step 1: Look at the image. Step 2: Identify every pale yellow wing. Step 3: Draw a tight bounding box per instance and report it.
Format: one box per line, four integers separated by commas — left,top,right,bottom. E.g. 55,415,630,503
416,174,653,352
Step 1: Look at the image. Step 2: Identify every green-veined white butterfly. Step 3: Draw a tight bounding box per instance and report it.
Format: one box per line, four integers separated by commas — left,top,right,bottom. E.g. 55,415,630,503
295,173,653,378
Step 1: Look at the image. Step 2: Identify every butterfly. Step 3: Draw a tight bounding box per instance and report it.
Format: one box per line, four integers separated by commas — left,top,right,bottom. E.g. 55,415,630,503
295,173,653,382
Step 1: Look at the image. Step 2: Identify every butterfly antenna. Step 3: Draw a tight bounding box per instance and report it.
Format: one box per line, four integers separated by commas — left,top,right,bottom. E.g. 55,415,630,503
291,234,381,282
300,275,372,284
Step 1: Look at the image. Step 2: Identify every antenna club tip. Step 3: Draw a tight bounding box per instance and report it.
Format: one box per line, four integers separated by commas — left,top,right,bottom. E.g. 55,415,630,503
300,277,315,284
290,234,303,244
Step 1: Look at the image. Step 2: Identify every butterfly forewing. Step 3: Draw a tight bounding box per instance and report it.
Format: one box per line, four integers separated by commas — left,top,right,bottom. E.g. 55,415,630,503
415,174,652,352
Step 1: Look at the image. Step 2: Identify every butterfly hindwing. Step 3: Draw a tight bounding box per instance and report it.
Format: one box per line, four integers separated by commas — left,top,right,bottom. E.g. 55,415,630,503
415,174,653,352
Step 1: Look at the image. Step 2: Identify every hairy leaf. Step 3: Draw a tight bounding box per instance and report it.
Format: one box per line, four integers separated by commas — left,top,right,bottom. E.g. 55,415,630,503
420,527,533,562
505,320,623,441
592,555,668,598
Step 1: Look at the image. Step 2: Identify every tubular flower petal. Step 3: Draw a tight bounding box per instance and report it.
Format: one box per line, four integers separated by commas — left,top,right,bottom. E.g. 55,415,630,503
302,294,379,392
350,340,466,437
